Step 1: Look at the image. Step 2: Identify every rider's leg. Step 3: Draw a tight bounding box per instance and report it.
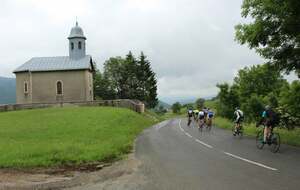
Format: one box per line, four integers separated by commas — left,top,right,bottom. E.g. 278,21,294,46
235,122,239,132
263,126,268,143
267,126,272,139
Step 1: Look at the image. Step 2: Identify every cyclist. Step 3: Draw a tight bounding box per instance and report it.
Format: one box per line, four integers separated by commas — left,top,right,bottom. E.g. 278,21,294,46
193,109,199,121
203,107,208,124
187,108,193,126
206,108,214,129
198,110,205,129
258,105,278,144
233,107,244,136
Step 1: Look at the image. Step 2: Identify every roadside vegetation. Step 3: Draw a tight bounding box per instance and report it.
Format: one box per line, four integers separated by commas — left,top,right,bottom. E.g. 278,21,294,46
213,117,300,147
0,107,156,168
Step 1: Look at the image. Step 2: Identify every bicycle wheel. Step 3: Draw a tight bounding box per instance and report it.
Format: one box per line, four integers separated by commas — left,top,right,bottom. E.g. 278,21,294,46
270,133,280,153
256,131,264,149
238,126,243,138
206,119,212,131
232,125,236,136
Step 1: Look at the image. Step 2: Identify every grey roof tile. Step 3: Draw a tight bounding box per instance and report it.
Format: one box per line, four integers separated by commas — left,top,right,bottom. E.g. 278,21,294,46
14,55,92,73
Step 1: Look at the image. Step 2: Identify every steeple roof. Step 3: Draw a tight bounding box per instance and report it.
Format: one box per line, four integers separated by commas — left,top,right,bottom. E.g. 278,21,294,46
68,21,86,39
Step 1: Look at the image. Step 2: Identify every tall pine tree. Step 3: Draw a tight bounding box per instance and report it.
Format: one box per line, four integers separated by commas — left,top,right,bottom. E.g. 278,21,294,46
138,52,158,108
95,51,158,108
124,51,139,99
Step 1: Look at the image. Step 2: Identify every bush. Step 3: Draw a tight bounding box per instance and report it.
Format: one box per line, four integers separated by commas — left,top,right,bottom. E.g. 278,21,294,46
172,102,182,114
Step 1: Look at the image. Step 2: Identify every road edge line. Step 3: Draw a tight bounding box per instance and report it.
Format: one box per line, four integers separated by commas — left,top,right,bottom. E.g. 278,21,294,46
223,152,278,171
195,139,213,149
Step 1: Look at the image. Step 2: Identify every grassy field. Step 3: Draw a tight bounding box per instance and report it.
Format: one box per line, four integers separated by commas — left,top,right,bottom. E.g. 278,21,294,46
0,107,156,168
214,117,300,147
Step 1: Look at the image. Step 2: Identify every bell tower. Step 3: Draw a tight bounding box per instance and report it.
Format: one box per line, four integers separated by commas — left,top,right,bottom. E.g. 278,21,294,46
68,22,86,59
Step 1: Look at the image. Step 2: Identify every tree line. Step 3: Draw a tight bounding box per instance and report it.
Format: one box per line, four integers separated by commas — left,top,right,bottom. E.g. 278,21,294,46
216,64,300,127
216,0,300,128
93,51,158,108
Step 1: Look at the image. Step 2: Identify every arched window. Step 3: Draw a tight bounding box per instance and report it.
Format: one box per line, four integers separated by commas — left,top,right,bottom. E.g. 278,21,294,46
71,42,74,50
24,82,28,93
56,81,63,95
78,41,82,49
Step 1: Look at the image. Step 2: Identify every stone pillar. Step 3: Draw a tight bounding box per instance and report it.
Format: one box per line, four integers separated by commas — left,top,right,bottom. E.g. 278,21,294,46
136,102,145,113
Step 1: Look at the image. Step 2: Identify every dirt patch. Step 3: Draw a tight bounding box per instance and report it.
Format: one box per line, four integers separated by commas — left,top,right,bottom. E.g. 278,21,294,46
0,154,145,190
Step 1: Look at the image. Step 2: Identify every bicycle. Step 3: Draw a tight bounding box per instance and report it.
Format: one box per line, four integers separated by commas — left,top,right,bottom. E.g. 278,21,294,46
187,117,192,127
256,124,280,153
198,119,205,132
206,118,213,131
232,123,243,138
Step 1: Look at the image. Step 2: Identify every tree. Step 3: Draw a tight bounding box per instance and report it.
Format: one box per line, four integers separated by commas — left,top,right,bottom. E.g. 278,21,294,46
172,102,182,114
216,64,289,122
195,98,205,109
234,64,285,100
103,57,127,98
235,0,300,77
216,83,240,118
241,94,265,121
137,52,158,108
280,80,300,118
124,51,139,99
98,52,158,107
93,69,116,100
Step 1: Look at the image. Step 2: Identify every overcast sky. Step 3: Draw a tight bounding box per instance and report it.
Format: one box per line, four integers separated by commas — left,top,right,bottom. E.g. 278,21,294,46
0,0,266,103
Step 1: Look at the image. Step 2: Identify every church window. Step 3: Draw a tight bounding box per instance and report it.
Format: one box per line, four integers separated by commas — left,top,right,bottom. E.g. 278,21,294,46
24,82,28,94
71,42,74,50
56,81,63,95
78,41,82,49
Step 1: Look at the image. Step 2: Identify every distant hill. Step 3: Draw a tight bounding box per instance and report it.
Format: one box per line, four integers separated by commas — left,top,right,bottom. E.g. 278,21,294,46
157,100,171,109
0,77,16,104
159,96,217,105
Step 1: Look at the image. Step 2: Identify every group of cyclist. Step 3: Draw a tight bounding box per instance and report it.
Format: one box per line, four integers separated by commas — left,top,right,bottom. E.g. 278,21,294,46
188,105,279,144
187,107,214,130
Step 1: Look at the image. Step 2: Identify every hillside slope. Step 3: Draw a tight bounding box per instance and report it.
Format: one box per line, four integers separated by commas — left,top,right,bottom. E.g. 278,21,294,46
0,77,16,104
0,107,156,168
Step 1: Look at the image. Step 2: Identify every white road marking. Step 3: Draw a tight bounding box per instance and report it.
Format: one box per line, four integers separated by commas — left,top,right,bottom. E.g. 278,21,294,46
178,119,277,171
195,139,213,149
223,152,278,171
185,132,193,138
179,119,213,147
155,120,169,130
179,120,184,131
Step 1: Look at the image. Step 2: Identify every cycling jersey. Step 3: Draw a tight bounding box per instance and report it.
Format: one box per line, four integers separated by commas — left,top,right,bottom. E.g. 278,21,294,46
198,111,205,119
208,111,214,118
234,110,244,123
187,110,193,117
262,109,278,128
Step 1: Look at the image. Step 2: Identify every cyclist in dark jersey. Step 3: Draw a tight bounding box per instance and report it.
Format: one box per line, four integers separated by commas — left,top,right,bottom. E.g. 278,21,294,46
187,108,193,126
203,107,208,124
258,105,278,143
206,108,214,129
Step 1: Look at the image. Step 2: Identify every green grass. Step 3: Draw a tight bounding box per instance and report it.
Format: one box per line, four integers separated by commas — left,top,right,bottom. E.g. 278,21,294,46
214,117,300,147
0,107,156,168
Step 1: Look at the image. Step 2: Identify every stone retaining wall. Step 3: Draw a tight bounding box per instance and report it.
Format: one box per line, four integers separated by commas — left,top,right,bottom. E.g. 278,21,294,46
0,99,145,113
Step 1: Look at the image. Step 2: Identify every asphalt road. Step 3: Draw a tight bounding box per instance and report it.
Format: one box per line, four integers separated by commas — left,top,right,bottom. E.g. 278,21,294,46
135,118,300,190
